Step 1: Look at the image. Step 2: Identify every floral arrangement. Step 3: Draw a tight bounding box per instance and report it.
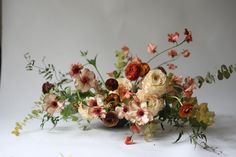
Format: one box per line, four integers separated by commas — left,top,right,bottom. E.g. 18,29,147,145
12,29,236,152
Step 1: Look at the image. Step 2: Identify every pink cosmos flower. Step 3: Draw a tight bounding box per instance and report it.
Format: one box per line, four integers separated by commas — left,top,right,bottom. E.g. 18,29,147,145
183,77,196,97
69,63,83,77
168,50,178,58
115,104,130,119
147,43,157,54
43,94,64,115
167,63,177,70
181,49,191,57
172,75,183,85
168,32,179,43
75,68,96,92
184,28,192,43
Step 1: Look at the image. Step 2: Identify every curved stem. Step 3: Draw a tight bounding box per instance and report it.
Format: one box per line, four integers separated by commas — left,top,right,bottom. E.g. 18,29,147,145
169,95,183,106
147,40,185,64
158,55,180,67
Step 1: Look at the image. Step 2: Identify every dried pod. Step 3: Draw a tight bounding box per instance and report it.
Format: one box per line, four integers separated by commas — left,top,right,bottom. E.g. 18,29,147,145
105,78,119,91
102,111,119,127
139,63,150,77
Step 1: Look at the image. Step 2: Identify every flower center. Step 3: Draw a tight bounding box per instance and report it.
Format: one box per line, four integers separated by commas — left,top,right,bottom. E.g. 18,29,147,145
72,65,81,74
93,107,102,115
123,106,128,113
81,76,90,84
137,109,144,117
51,101,58,108
89,99,98,107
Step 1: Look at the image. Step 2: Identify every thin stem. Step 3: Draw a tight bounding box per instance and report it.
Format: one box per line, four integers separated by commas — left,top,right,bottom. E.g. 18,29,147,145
94,66,105,84
158,55,180,67
147,40,185,64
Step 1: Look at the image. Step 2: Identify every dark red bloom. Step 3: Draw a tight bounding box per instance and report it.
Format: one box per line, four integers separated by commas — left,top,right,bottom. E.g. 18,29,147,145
42,82,55,94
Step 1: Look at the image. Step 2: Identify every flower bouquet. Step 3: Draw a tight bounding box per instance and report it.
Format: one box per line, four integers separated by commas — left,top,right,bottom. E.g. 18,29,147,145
12,29,236,152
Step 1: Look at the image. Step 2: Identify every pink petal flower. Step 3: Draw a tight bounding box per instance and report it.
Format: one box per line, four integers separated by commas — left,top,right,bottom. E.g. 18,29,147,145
167,63,177,70
181,49,191,57
147,43,157,54
168,32,179,43
75,68,96,92
172,75,183,85
168,50,178,58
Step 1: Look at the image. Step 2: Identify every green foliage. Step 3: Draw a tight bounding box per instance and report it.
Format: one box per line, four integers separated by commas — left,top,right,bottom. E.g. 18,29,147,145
195,64,236,88
12,108,42,136
40,114,60,129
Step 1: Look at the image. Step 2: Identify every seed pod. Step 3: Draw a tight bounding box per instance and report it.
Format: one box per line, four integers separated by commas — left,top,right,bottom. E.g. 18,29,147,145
139,63,150,77
101,111,119,127
105,78,119,91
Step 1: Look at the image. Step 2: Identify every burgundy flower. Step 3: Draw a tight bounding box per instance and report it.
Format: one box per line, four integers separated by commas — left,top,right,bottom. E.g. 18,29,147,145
42,82,54,94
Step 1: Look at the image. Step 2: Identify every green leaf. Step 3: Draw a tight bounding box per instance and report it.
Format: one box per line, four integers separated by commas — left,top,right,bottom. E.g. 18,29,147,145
173,130,184,143
217,70,223,80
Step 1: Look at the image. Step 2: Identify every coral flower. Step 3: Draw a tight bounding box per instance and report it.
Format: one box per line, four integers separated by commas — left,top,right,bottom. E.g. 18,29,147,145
125,62,141,81
171,75,183,85
168,32,179,43
168,50,178,58
147,43,157,54
130,124,141,134
75,68,96,92
179,104,194,118
184,28,193,43
69,63,83,77
182,49,191,57
124,136,135,145
43,94,64,115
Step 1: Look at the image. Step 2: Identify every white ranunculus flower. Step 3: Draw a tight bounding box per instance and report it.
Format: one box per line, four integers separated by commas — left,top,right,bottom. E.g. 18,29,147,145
116,78,132,90
147,98,165,116
141,69,167,96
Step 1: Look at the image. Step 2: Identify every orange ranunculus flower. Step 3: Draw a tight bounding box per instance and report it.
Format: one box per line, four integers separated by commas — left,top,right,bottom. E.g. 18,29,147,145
125,62,141,81
179,103,194,118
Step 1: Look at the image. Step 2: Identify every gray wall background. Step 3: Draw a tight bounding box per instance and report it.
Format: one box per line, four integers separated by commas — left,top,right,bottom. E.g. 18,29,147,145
1,0,236,125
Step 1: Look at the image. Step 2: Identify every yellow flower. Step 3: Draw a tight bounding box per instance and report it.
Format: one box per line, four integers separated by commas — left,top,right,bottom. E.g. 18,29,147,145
195,103,215,126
